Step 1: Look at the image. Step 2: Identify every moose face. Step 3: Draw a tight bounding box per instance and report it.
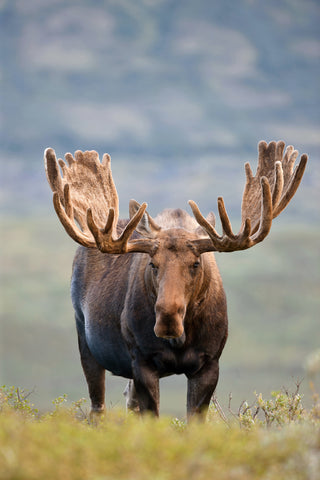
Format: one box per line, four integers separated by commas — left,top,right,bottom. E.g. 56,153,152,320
148,229,203,339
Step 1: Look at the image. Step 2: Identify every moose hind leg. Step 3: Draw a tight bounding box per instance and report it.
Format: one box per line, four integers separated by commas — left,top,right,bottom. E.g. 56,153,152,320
77,324,105,415
123,380,140,413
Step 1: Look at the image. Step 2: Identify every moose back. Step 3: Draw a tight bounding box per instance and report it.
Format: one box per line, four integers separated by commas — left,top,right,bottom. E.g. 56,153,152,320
45,141,307,418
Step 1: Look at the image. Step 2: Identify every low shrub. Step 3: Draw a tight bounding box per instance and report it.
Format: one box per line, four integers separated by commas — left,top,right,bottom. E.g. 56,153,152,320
0,384,319,480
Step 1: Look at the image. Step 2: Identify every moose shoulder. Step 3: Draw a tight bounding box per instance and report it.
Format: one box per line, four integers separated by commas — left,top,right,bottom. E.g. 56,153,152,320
45,141,307,419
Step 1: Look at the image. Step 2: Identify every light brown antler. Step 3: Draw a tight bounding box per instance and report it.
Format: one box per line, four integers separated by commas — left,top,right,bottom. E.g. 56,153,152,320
189,140,308,253
44,149,155,254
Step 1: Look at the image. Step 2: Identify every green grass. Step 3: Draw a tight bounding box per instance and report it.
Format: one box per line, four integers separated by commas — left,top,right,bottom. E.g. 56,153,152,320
0,385,319,480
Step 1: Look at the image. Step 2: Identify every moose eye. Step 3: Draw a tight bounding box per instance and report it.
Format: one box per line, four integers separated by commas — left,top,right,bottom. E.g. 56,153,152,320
149,262,158,274
189,260,201,276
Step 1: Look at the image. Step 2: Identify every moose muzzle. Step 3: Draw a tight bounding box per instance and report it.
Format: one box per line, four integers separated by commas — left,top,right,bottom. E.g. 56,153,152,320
154,302,186,339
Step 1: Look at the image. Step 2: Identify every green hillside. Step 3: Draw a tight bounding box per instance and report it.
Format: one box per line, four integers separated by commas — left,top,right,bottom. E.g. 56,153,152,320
1,216,319,415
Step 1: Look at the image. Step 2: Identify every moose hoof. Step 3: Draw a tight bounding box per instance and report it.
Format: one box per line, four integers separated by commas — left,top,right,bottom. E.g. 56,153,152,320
90,407,105,425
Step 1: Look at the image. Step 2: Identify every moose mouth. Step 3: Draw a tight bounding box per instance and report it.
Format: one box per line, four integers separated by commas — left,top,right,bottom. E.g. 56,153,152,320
154,327,186,347
154,329,185,340
154,317,185,341
167,332,186,348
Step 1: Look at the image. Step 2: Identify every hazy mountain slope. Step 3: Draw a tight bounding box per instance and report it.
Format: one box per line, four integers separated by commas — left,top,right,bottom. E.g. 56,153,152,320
0,0,319,219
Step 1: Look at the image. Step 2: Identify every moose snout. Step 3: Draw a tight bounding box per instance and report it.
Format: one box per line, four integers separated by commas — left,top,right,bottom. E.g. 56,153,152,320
154,302,186,339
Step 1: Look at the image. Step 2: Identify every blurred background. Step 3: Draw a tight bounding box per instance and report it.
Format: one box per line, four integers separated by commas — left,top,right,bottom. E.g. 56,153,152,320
1,0,319,416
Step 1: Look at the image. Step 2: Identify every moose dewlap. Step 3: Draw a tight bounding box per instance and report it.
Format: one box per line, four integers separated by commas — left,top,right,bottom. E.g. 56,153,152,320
45,141,307,419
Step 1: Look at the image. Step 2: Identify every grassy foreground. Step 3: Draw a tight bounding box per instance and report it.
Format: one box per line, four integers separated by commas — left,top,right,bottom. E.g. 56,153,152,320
0,386,319,480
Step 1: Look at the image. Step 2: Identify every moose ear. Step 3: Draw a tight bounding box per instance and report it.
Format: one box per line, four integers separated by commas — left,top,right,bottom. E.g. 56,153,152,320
129,200,161,237
195,211,216,236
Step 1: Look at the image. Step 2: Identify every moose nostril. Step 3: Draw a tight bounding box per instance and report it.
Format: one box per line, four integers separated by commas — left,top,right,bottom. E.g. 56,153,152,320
155,303,186,318
154,323,184,339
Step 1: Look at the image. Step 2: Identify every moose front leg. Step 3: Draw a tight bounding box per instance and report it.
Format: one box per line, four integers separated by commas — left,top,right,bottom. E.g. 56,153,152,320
131,354,160,416
187,360,219,420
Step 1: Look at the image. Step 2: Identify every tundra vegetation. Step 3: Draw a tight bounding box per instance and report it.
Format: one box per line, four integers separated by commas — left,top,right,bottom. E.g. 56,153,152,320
0,382,319,480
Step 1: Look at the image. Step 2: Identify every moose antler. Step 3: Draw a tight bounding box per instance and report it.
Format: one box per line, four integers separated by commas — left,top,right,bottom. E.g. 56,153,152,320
44,149,155,254
189,141,307,253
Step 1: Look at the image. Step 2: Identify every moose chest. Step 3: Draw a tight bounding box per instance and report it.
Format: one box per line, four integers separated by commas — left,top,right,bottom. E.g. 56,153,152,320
149,343,210,377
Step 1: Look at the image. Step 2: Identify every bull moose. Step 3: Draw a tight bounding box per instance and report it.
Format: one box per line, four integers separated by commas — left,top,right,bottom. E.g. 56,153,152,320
45,141,307,419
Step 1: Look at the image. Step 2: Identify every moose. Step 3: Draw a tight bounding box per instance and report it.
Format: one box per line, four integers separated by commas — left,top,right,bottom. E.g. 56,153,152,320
45,141,307,419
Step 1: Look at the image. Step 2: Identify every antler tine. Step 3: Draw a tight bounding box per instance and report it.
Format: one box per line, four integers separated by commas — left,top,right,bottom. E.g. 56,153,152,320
248,159,284,236
45,148,65,198
251,177,273,243
189,200,222,243
119,204,148,244
53,191,96,248
273,153,307,218
272,162,284,209
217,197,236,239
87,202,155,254
190,140,307,254
189,198,253,252
58,155,88,232
63,184,73,219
